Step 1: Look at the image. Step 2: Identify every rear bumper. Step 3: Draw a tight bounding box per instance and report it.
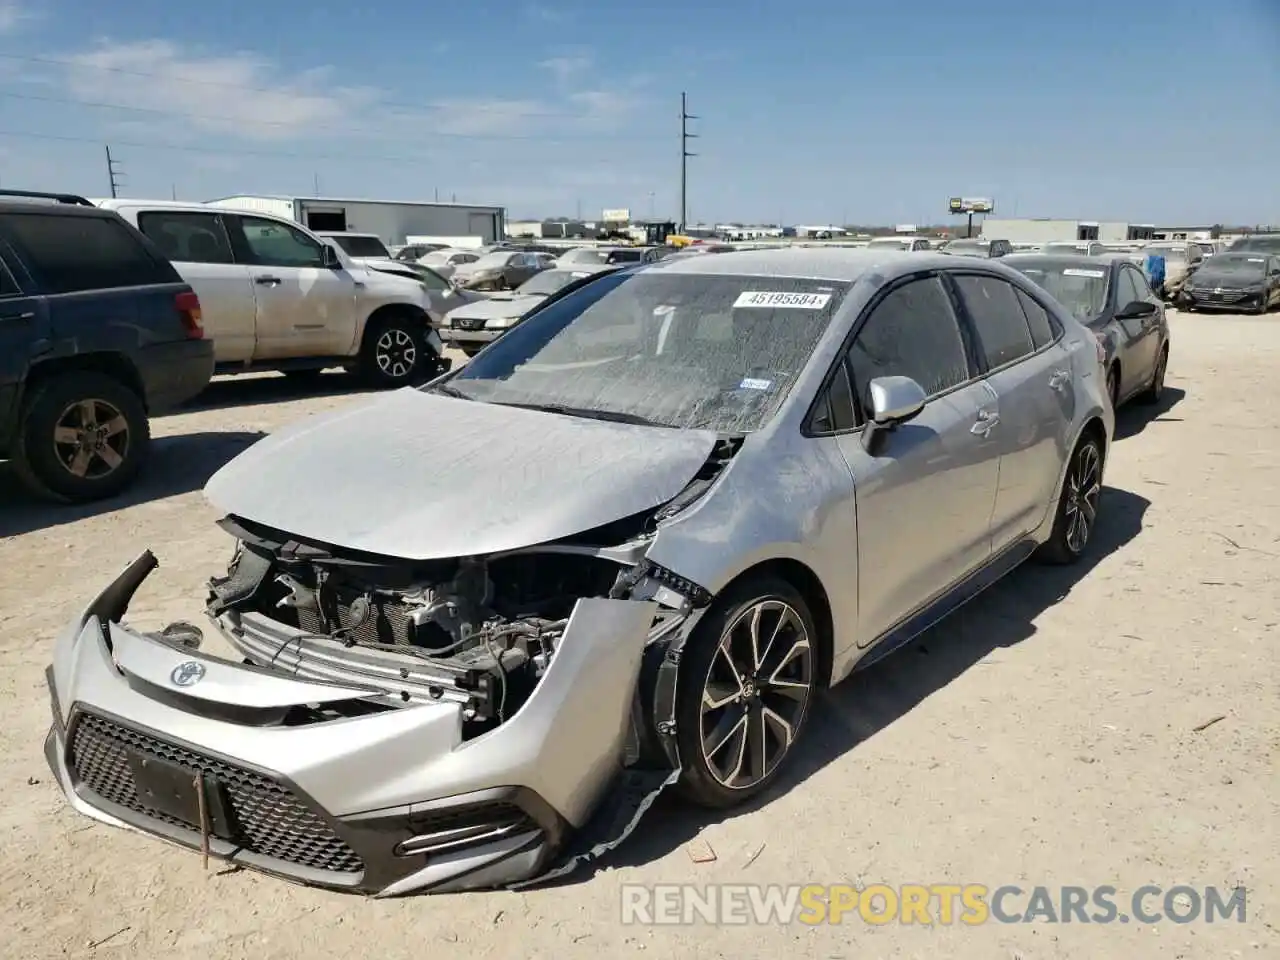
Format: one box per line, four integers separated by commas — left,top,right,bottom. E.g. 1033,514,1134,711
139,339,214,411
44,552,657,895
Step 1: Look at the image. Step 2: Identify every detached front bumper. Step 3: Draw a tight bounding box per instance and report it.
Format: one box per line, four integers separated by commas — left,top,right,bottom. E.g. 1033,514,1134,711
45,553,657,896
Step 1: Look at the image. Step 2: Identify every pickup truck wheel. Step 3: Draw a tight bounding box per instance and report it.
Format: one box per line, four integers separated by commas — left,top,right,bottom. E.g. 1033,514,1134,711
12,372,150,503
359,312,427,387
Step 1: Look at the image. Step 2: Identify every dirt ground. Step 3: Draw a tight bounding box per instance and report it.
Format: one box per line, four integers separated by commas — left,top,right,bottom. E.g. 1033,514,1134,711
1,314,1276,959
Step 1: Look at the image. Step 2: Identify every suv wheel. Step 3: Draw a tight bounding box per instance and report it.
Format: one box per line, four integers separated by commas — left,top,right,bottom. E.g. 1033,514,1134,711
12,372,150,502
359,312,428,387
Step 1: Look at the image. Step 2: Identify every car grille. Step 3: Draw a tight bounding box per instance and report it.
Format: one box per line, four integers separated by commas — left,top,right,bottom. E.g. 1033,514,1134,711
451,316,486,331
68,712,364,874
1191,288,1248,303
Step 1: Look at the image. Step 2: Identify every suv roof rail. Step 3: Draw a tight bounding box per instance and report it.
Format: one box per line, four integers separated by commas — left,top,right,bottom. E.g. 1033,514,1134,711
0,189,95,206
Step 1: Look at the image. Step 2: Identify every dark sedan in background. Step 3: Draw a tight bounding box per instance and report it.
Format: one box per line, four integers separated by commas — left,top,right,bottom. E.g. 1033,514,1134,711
1180,252,1280,315
1003,253,1170,410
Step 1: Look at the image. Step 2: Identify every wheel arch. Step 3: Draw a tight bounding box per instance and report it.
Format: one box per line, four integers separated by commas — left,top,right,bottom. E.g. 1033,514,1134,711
24,352,147,411
358,302,433,355
712,558,835,687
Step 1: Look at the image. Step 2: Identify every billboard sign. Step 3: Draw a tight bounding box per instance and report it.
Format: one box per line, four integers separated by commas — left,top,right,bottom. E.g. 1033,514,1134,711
948,197,995,214
602,208,631,222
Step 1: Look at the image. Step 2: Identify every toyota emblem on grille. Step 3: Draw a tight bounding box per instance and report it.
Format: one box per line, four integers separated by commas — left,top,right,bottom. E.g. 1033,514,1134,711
171,660,206,687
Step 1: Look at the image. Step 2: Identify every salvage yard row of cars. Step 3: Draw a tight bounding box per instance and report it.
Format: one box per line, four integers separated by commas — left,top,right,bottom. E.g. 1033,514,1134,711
0,185,1247,897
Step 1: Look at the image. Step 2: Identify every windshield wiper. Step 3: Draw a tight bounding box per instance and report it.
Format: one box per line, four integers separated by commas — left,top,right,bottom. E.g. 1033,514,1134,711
493,401,666,427
430,382,472,400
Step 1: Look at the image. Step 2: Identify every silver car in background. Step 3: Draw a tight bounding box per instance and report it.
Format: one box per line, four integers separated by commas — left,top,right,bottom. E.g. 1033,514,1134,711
44,249,1112,896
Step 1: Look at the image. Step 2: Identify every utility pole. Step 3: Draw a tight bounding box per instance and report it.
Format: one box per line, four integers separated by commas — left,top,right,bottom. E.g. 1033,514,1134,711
313,172,321,195
171,183,177,201
105,145,123,198
680,92,697,232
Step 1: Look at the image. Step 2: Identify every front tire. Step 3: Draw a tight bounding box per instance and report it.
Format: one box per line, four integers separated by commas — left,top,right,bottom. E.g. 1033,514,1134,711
359,311,429,387
1036,435,1103,565
11,372,150,503
674,577,819,808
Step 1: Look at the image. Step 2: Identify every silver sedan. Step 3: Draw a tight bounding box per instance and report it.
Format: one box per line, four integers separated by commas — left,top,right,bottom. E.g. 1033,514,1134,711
43,248,1112,895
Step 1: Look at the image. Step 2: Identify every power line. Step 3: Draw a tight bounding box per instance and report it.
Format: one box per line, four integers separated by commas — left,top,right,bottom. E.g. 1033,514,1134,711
0,89,663,143
0,51,626,122
0,126,658,169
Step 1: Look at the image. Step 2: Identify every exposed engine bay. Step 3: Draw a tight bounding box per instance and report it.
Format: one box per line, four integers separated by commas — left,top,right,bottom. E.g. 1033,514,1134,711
198,446,736,740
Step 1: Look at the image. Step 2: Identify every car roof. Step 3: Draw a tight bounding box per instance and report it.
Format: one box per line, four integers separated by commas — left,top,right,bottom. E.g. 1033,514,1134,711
650,246,964,281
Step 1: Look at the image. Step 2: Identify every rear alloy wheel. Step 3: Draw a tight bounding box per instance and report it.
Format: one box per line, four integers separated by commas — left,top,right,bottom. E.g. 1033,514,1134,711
359,312,428,387
675,577,818,808
1037,436,1103,565
1137,346,1168,405
12,372,150,502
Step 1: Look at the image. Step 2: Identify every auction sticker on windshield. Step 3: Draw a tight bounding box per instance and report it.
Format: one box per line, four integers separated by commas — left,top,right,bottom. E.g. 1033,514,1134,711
734,291,832,309
1062,269,1106,279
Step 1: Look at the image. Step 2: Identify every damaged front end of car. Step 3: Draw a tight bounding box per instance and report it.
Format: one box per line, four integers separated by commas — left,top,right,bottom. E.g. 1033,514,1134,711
44,436,744,896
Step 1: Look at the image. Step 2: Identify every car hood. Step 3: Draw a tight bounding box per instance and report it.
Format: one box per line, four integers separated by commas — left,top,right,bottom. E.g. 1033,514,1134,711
203,388,718,560
445,294,544,322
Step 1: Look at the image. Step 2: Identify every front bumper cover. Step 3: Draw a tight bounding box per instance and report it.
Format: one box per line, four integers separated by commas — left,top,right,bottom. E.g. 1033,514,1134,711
44,552,660,896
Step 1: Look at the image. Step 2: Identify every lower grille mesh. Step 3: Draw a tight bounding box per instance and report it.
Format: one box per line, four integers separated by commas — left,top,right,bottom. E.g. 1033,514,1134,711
68,712,364,874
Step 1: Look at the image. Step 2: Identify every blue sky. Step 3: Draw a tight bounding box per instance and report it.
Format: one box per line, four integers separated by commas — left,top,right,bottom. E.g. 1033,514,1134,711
0,0,1276,225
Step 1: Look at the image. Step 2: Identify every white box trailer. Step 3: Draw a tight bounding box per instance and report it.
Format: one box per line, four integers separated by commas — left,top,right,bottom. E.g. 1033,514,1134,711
204,195,506,246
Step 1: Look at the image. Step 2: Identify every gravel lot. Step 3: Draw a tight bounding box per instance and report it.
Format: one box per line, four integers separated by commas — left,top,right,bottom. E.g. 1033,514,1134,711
1,314,1276,959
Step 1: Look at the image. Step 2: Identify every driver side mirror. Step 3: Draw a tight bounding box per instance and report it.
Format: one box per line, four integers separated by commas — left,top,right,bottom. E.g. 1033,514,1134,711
1116,300,1157,320
862,376,927,452
321,245,341,269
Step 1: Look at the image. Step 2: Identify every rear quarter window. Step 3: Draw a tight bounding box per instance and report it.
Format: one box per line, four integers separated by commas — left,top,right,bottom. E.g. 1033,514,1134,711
1,212,175,293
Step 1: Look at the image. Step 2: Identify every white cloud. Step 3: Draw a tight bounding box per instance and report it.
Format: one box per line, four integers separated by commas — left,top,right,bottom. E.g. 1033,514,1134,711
59,40,379,142
0,0,34,33
53,39,645,145
539,55,592,86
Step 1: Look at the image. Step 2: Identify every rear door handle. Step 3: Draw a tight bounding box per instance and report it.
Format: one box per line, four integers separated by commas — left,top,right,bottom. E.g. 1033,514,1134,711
971,409,1000,436
1048,369,1071,391
254,275,282,286
0,311,35,322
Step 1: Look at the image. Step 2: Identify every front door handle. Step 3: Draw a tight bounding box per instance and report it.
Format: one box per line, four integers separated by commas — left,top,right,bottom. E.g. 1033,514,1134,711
971,409,1000,436
254,275,282,286
1048,369,1071,391
0,310,35,322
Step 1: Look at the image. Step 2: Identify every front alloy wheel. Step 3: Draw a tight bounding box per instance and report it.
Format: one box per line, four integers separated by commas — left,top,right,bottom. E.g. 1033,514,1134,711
675,578,818,807
375,327,417,381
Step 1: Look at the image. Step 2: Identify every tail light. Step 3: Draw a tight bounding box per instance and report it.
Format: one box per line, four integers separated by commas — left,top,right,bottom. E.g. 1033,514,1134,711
175,290,204,339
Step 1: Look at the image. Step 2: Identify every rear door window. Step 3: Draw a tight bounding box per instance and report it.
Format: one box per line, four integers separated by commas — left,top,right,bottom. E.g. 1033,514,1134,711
1,213,172,293
1013,288,1058,349
136,211,235,265
952,274,1036,370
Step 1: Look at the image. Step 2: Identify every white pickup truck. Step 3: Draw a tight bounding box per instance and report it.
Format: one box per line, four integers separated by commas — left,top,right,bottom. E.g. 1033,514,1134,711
98,200,448,387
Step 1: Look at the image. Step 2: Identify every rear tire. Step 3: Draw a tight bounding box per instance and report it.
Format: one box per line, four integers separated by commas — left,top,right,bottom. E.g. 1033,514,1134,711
1137,345,1168,405
358,311,430,388
1106,365,1120,410
11,372,150,503
1036,434,1103,566
674,576,819,809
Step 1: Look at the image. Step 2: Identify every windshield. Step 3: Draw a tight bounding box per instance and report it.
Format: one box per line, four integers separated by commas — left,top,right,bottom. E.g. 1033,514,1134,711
474,252,514,269
516,269,597,297
1194,254,1266,277
331,235,391,258
606,249,646,263
438,272,851,433
946,240,988,254
558,248,609,264
1006,259,1110,322
1229,235,1280,253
